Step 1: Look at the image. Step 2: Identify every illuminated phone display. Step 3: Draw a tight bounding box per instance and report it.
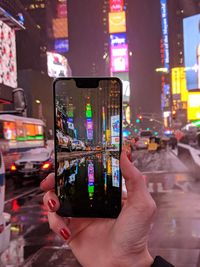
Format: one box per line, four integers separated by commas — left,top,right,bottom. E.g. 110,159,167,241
54,78,122,218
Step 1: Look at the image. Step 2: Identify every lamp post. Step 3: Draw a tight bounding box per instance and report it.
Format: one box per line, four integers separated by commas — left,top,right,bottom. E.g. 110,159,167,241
35,99,44,122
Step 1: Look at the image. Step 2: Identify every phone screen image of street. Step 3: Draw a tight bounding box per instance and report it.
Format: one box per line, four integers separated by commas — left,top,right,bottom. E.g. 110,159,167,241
54,78,122,217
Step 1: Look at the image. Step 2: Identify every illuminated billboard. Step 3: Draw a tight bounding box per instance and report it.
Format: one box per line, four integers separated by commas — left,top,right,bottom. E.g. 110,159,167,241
57,3,67,18
188,92,200,121
111,115,120,145
110,0,124,12
110,44,129,72
110,33,127,46
86,104,93,140
53,18,68,38
160,0,169,70
171,67,188,101
54,39,69,53
0,20,17,88
47,52,69,78
183,14,200,90
111,157,120,187
108,12,126,34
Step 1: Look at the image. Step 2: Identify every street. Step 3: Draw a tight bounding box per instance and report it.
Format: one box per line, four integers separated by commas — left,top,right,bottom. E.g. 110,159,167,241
1,148,200,267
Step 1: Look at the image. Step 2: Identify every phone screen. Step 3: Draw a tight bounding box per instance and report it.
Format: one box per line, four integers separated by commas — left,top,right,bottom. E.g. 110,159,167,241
54,78,122,218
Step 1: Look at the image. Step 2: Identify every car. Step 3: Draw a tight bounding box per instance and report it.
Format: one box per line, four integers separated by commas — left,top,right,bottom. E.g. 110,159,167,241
10,147,54,187
135,138,149,149
85,146,91,151
56,130,72,151
95,145,102,151
72,140,83,151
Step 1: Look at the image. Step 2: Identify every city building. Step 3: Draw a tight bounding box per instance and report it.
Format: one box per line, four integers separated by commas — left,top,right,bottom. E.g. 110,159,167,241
0,2,25,107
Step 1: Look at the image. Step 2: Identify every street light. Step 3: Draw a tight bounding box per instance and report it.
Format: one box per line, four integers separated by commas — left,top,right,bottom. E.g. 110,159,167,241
35,99,41,104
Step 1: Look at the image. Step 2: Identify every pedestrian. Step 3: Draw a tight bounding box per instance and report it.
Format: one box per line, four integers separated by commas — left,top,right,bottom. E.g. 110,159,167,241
41,150,174,267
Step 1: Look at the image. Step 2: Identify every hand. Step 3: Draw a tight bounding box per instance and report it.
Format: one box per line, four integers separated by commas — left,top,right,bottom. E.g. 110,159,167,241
41,151,156,267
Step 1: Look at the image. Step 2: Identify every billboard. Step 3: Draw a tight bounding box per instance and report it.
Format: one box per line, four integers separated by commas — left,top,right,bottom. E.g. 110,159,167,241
183,14,200,90
57,3,67,18
110,33,127,46
0,20,17,88
171,67,188,101
110,44,129,72
54,39,69,53
108,12,126,34
160,0,169,70
47,52,69,78
111,157,120,187
53,18,68,38
110,0,124,12
111,115,120,145
188,92,200,121
86,119,93,140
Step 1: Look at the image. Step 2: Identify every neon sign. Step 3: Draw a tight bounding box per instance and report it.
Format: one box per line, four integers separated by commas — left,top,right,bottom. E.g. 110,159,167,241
160,0,169,70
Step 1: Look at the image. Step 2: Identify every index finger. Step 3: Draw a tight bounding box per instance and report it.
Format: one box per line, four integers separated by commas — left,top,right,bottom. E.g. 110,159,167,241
40,173,55,191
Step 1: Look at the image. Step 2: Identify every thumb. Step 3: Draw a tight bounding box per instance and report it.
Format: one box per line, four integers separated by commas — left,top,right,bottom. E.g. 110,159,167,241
120,150,146,197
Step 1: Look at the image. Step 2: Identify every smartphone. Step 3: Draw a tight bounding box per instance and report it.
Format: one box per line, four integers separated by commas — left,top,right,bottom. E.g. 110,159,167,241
53,77,122,218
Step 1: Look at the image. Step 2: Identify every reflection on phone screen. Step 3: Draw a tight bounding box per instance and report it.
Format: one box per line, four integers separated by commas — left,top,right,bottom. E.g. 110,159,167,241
54,78,122,218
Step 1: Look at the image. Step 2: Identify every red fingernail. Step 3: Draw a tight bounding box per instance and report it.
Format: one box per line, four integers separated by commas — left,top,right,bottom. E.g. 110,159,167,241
127,153,131,161
48,199,56,210
60,228,70,240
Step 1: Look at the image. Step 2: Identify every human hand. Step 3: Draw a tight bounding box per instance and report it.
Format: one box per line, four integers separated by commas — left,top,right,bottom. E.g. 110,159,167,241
41,151,156,267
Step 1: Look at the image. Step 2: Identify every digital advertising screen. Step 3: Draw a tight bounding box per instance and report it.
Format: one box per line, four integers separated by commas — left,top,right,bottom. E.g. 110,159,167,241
108,11,126,34
53,18,68,38
0,20,17,88
110,33,127,47
183,14,200,90
187,92,200,121
111,115,120,145
47,52,69,78
111,157,120,187
110,0,124,12
54,39,69,53
110,44,129,72
57,3,67,18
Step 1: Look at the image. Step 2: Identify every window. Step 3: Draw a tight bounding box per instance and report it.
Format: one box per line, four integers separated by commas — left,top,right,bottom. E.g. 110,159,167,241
3,121,16,140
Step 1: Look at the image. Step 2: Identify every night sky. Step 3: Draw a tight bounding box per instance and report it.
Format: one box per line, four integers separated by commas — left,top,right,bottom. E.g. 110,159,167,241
67,0,162,117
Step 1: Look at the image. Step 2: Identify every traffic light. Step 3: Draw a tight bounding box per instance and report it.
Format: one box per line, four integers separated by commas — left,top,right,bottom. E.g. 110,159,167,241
136,115,143,123
172,110,176,120
138,115,143,120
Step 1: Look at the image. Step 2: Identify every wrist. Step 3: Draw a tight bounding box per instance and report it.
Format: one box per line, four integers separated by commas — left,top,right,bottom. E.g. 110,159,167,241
108,248,154,267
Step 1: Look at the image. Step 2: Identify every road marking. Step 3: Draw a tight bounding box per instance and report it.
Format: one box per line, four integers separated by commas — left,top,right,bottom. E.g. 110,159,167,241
148,182,172,193
5,187,39,204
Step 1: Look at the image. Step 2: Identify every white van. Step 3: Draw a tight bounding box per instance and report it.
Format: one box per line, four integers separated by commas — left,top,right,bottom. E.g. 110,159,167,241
0,151,11,253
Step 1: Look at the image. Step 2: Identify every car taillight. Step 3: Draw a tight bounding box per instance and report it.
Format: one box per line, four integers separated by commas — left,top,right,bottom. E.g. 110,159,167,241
10,164,17,171
41,162,51,170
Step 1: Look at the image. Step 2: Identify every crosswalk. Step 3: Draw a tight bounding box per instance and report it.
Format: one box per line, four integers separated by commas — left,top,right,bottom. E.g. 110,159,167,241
148,182,172,193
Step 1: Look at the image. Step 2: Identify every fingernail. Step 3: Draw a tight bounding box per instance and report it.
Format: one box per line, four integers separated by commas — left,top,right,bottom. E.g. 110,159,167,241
60,228,70,240
48,199,56,210
127,153,131,161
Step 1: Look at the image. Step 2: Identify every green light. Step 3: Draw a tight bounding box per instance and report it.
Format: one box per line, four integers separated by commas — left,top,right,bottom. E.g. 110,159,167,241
136,119,140,123
154,131,158,136
86,104,92,118
146,127,150,131
192,120,200,127
134,128,138,133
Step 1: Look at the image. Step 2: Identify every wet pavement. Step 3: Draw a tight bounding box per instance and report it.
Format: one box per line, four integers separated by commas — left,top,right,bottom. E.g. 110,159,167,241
1,149,200,266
